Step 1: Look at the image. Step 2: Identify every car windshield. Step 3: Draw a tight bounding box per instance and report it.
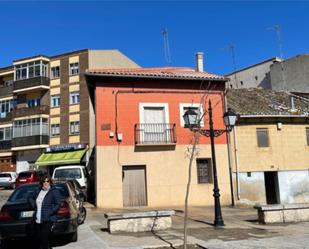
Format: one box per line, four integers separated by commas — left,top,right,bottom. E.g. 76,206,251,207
9,183,69,202
54,168,81,179
0,173,11,178
18,172,32,178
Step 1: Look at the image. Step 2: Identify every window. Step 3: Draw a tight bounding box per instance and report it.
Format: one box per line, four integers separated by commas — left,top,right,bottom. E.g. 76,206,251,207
51,66,60,79
196,158,212,184
70,121,80,135
27,98,40,107
179,103,204,127
70,92,80,105
69,62,79,75
0,99,14,118
0,127,12,141
13,118,48,138
51,95,60,107
51,124,60,136
306,128,309,146
257,128,269,147
15,60,48,80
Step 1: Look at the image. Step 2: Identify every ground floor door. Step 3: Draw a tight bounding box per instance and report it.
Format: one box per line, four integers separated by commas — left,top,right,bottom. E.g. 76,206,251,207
264,171,280,204
122,166,147,207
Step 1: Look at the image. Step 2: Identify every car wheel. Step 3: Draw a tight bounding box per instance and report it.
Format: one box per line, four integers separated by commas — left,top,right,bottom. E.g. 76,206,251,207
77,207,86,225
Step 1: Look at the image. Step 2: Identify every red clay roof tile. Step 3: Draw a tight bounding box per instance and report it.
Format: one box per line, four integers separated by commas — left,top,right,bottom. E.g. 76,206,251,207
86,67,225,80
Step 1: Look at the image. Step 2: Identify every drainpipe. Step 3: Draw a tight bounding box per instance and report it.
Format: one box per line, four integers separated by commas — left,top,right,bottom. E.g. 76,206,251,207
232,126,240,200
224,94,235,206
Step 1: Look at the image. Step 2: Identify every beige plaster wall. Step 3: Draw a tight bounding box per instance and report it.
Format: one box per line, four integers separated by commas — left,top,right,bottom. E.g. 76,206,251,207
230,124,309,172
96,144,230,208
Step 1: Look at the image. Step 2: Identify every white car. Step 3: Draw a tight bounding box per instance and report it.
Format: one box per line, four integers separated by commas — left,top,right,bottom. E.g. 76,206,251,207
52,165,88,189
0,172,17,189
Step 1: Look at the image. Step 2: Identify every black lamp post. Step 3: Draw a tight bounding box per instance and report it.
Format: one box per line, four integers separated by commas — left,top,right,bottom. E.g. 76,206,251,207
183,100,237,227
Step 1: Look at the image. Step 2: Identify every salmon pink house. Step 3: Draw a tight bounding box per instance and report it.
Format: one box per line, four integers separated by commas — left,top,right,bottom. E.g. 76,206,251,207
86,60,231,208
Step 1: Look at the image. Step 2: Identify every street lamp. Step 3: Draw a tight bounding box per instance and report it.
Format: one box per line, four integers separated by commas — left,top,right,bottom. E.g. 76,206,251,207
183,100,237,227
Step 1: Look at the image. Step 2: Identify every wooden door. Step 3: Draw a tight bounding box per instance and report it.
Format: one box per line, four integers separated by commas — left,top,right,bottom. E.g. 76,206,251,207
122,166,147,207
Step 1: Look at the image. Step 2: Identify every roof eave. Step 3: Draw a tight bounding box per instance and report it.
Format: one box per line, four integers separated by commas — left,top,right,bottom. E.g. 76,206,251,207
85,72,227,82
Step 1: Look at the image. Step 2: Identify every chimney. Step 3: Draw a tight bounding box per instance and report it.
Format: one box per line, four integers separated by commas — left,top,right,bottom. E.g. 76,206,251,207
196,52,204,72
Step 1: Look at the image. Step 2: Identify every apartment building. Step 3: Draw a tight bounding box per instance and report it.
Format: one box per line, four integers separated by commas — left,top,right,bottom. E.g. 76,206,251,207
0,49,139,174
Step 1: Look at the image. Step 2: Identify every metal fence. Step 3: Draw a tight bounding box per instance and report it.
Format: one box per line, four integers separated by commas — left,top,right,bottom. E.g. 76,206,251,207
134,123,176,145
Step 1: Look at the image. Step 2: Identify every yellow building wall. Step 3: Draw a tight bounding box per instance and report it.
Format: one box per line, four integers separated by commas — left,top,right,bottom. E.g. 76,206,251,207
50,79,60,87
69,135,80,143
69,105,80,113
230,124,309,172
50,108,60,116
69,75,79,83
50,137,60,145
96,144,230,208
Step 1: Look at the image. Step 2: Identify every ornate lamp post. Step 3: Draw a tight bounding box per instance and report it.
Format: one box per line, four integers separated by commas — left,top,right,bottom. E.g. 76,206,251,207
183,100,237,227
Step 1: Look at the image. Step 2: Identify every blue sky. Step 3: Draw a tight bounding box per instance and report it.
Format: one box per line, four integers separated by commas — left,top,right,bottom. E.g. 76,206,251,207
0,1,308,75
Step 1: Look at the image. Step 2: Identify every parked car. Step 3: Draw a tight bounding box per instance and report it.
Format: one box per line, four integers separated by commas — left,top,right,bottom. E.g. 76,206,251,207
52,165,89,191
0,172,17,189
15,170,44,187
53,179,87,225
0,182,84,244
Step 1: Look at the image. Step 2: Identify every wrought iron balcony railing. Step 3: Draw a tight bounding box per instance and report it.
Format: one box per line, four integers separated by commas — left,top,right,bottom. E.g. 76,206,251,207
134,123,176,145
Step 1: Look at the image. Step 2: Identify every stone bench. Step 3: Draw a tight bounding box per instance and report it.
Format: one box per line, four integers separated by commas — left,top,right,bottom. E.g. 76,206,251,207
254,203,309,224
104,210,175,233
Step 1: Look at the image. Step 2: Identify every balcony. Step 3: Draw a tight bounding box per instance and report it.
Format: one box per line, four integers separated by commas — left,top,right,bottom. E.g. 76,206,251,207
0,140,11,151
134,123,177,145
12,135,49,149
12,105,49,118
13,76,50,93
0,85,13,98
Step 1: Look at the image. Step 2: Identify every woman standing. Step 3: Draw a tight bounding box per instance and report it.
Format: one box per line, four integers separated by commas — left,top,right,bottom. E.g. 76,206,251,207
29,175,62,249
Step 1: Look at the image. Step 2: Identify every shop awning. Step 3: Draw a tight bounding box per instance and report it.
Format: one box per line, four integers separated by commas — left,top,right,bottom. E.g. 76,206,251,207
35,149,87,166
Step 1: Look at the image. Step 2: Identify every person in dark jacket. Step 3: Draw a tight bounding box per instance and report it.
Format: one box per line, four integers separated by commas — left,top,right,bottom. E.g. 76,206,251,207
29,175,62,249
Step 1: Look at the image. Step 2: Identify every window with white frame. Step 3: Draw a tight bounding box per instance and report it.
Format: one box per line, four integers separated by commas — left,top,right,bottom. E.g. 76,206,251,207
69,62,79,75
0,127,12,141
51,95,60,107
179,103,204,127
138,103,171,144
15,60,48,80
13,118,48,138
51,66,60,79
0,99,14,118
51,124,60,136
70,121,80,135
70,92,80,105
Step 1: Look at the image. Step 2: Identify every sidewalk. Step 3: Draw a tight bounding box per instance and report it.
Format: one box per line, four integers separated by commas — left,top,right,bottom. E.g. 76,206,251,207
85,205,309,249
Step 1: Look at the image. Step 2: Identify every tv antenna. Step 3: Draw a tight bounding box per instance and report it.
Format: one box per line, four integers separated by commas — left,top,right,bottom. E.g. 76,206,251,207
162,28,172,65
227,44,239,88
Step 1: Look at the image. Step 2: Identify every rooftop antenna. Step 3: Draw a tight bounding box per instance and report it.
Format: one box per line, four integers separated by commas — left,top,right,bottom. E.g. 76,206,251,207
162,28,172,65
268,24,286,90
227,44,239,88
